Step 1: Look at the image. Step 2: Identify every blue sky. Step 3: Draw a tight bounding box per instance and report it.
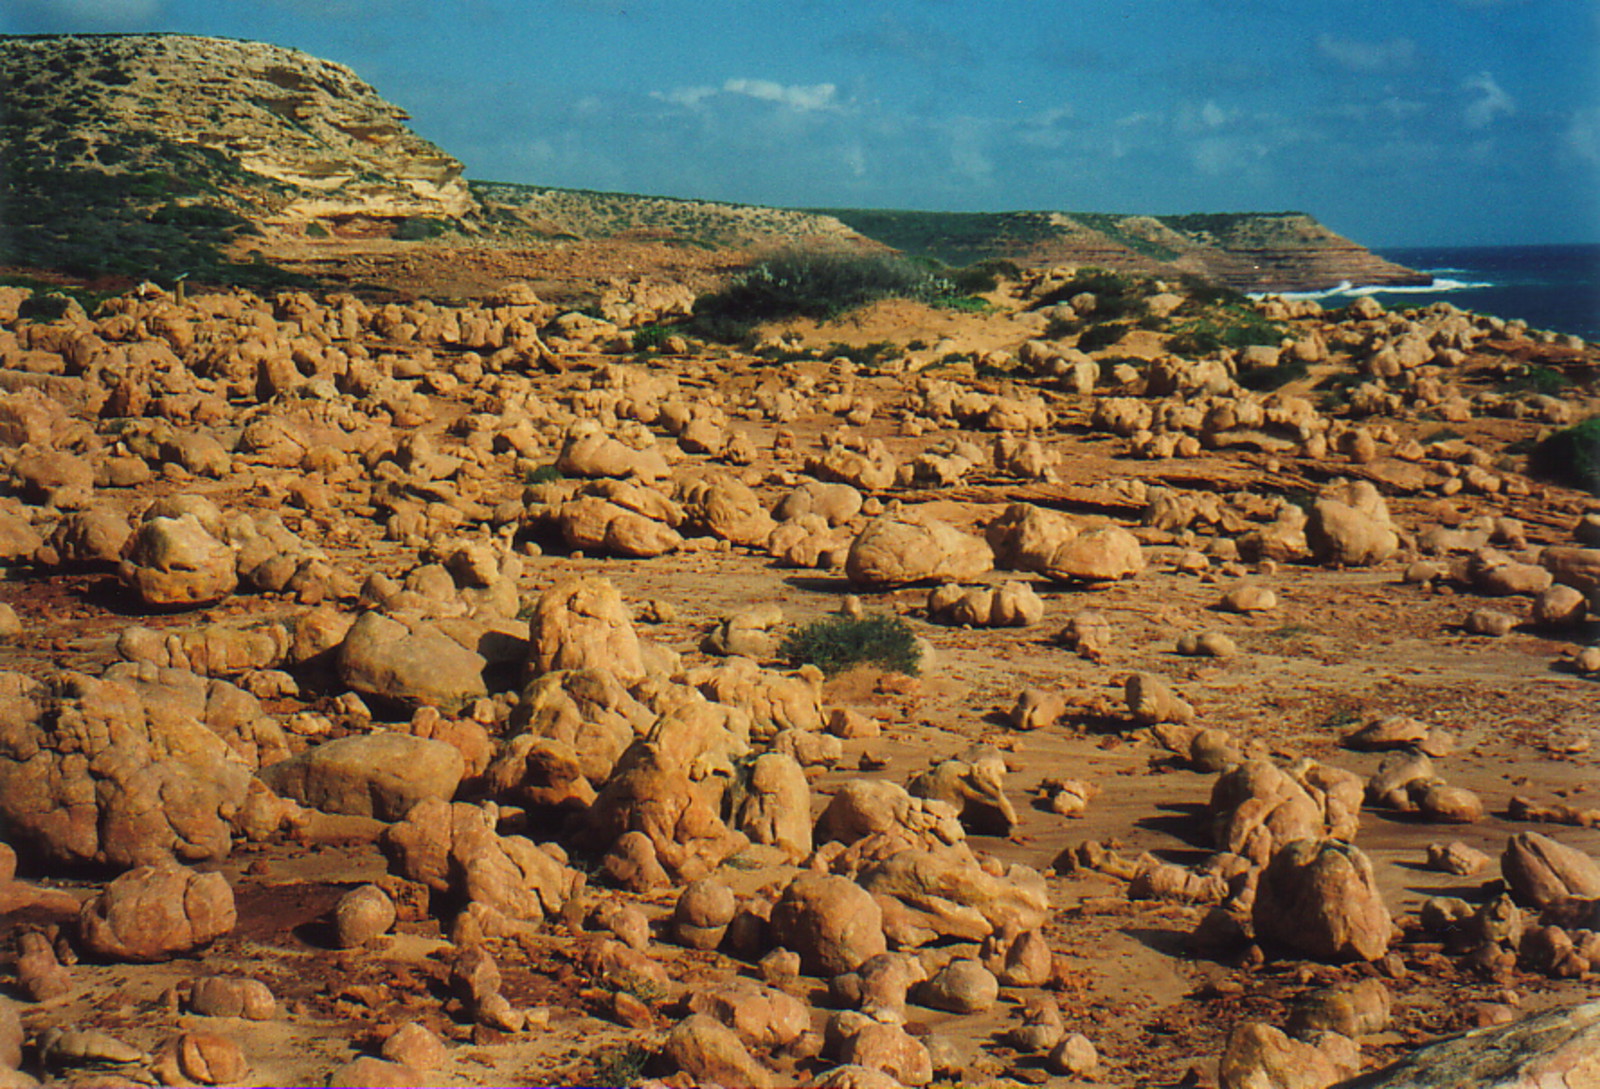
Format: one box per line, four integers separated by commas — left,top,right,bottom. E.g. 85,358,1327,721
6,0,1598,248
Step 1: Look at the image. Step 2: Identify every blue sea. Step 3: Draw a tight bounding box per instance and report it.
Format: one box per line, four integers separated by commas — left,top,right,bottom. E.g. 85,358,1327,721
1266,244,1600,343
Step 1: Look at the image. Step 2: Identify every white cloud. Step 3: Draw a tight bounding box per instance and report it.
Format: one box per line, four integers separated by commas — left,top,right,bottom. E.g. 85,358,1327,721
1462,71,1515,128
1567,106,1600,165
651,79,841,114
722,79,838,112
1316,34,1416,73
651,86,719,109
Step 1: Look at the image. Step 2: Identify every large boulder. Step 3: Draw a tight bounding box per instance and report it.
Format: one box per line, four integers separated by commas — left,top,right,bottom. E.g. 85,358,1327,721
727,752,813,862
555,421,670,480
526,577,646,683
1501,831,1600,908
985,503,1144,583
555,496,682,558
0,670,253,869
858,845,1050,942
383,798,579,925
118,514,238,608
1253,839,1392,962
845,516,994,588
1305,481,1399,566
257,732,464,821
678,475,778,547
1211,760,1359,867
664,1014,775,1089
1219,1021,1359,1089
337,612,488,712
770,874,888,977
578,718,749,883
78,864,236,962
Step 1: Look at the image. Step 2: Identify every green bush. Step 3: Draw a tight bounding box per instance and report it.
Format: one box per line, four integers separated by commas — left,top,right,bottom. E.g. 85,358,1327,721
945,258,1021,295
1176,271,1248,307
691,249,953,341
631,323,672,355
780,614,921,676
1166,310,1286,358
1077,322,1131,353
1528,416,1600,494
1499,364,1570,396
1031,267,1150,319
392,216,450,241
588,1043,650,1087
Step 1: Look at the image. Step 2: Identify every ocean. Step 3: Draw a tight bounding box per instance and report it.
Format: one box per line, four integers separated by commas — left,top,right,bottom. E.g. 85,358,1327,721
1265,244,1600,343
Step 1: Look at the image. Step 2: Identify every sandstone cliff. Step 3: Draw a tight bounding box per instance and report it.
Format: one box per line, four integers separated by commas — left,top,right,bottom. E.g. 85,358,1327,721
0,32,473,285
815,208,1428,294
0,32,1421,295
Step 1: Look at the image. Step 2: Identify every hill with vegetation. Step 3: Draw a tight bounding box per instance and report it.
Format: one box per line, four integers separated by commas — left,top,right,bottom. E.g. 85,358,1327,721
0,32,1424,295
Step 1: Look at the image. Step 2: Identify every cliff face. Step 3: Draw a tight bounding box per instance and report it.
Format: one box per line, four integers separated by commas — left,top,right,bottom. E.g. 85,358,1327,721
0,33,474,225
820,209,1427,294
0,33,1419,295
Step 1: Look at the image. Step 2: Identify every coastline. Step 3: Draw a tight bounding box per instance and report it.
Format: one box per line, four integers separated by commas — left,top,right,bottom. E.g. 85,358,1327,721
1251,242,1600,341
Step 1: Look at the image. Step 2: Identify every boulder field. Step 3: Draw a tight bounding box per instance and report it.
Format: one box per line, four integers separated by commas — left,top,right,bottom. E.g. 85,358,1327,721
0,271,1596,1086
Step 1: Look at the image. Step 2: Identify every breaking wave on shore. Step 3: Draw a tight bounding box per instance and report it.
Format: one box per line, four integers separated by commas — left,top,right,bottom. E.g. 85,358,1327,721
1252,275,1494,302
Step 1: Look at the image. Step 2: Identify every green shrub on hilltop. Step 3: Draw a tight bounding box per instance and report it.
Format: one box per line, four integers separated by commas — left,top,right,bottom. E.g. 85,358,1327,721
1031,267,1151,321
1528,416,1600,495
690,249,956,341
1166,309,1286,358
780,614,921,676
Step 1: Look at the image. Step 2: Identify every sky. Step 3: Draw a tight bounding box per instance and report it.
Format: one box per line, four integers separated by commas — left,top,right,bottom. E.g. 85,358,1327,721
5,0,1599,249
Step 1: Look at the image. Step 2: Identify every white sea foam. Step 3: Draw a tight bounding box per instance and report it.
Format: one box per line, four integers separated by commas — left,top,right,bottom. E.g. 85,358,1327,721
1252,277,1493,302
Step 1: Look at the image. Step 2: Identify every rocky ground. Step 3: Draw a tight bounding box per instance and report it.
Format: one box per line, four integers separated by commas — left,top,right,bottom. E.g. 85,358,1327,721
0,263,1598,1089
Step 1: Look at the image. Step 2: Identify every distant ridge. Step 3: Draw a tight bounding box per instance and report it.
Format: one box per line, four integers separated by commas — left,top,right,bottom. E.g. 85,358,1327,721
0,32,1426,294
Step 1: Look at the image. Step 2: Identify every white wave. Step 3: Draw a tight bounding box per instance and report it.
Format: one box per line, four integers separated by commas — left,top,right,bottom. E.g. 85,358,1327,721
1252,276,1493,301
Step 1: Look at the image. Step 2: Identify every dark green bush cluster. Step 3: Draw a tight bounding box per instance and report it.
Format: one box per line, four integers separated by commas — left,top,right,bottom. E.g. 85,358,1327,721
1176,271,1248,307
1166,309,1286,358
1237,357,1310,391
1076,322,1132,353
392,216,451,241
1528,416,1600,495
691,249,955,341
944,258,1021,295
630,323,673,355
1499,364,1570,396
779,614,921,676
1032,267,1150,320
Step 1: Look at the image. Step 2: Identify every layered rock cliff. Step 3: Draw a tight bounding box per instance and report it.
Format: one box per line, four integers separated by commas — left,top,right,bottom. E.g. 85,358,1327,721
817,209,1428,294
0,32,1421,294
0,33,473,237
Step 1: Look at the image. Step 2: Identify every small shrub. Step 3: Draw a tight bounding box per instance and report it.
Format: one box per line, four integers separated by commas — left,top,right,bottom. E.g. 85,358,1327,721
1077,322,1131,353
524,464,564,484
148,203,249,230
305,221,329,238
823,340,899,367
392,216,450,241
1528,416,1600,494
945,258,1020,295
937,294,992,314
691,249,953,341
780,614,921,676
631,323,672,355
588,1042,650,1087
1499,364,1570,396
1237,358,1309,391
1177,271,1247,307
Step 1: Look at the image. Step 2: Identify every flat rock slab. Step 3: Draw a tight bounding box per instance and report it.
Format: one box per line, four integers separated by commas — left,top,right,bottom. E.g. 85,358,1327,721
1334,1002,1600,1088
